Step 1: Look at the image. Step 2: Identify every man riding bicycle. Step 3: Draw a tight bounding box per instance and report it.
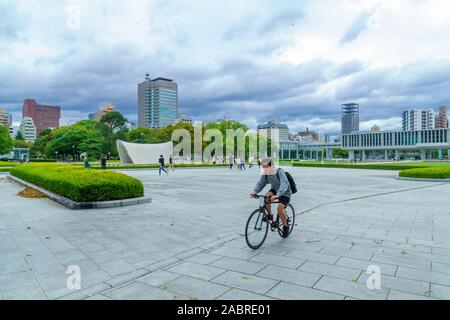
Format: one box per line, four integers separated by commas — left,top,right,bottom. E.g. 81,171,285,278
250,157,291,238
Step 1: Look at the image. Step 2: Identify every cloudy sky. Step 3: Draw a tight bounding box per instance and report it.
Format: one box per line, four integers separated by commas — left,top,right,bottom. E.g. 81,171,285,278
1,0,450,135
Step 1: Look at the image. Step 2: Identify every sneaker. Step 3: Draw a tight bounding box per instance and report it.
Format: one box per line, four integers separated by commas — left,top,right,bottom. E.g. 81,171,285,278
282,225,290,238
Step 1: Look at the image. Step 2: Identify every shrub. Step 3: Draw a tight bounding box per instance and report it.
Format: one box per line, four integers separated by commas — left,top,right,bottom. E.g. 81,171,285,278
399,167,450,179
10,164,144,202
91,163,229,170
292,162,425,171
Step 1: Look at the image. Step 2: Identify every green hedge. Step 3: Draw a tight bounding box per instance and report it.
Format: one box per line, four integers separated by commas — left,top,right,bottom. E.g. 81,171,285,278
10,164,144,202
292,162,425,171
92,163,229,170
399,167,450,179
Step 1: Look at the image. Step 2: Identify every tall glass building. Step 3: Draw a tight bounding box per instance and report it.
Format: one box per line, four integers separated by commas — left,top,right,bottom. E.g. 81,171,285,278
341,103,360,135
138,77,178,128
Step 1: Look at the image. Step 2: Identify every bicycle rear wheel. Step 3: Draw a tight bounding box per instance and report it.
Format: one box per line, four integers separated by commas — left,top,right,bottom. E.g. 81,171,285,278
277,204,296,238
245,209,269,250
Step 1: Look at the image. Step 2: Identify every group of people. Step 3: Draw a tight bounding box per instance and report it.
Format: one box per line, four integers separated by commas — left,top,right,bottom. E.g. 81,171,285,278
158,154,174,175
227,155,261,171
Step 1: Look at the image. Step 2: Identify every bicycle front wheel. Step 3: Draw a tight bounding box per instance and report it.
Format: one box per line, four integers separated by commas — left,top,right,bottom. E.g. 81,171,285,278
245,209,269,250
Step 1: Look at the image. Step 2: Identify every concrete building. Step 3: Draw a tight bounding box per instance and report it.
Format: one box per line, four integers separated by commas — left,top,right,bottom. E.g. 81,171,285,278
0,107,10,127
341,103,360,134
257,119,290,141
19,117,37,142
178,113,193,125
9,125,19,139
342,128,450,161
435,106,449,129
371,125,380,133
22,99,61,134
138,76,178,128
297,128,320,143
402,109,435,131
91,104,116,121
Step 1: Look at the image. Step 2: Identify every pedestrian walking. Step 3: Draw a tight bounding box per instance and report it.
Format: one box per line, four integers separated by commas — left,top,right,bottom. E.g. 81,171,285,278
159,155,169,175
101,155,107,170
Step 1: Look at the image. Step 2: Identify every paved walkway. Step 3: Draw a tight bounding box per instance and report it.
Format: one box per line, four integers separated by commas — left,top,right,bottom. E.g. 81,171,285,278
1,167,450,300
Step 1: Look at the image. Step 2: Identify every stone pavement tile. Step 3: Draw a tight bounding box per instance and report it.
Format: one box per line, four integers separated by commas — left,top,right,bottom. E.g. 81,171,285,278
314,276,389,300
396,266,450,286
320,246,374,261
249,253,305,270
175,248,205,260
60,259,102,274
98,259,136,277
186,253,223,265
164,276,231,300
358,272,430,296
144,257,181,272
266,282,344,300
167,261,226,281
211,271,278,295
432,262,450,275
85,294,114,300
137,270,182,287
1,284,47,300
58,283,111,300
276,239,324,253
217,288,275,300
104,269,149,287
104,281,178,300
378,247,450,265
387,290,436,300
52,249,88,265
371,253,431,271
335,257,398,276
208,246,260,260
210,257,267,275
433,246,450,256
0,271,40,292
430,284,450,300
298,261,361,281
0,255,29,275
256,265,321,288
85,250,121,264
380,241,432,254
286,249,340,265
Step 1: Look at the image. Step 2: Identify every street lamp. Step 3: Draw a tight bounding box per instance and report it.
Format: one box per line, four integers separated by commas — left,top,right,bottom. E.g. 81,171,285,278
55,151,58,161
72,145,75,161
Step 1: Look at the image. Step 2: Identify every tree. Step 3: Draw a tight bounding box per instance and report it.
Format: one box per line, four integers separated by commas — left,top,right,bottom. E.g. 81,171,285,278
15,131,25,141
13,140,31,148
99,112,128,156
0,125,13,155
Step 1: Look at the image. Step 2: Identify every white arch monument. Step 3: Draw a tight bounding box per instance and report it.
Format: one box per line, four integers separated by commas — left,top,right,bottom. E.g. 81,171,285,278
116,140,173,164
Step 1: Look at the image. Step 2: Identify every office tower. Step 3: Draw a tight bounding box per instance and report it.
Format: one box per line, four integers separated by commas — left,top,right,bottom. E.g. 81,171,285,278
178,113,193,125
19,117,37,142
138,76,178,128
402,109,435,131
0,107,9,127
257,119,290,141
22,99,61,134
341,103,360,135
435,106,449,129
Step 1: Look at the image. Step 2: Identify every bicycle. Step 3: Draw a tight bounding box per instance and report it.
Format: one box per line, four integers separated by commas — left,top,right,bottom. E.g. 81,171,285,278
245,195,296,250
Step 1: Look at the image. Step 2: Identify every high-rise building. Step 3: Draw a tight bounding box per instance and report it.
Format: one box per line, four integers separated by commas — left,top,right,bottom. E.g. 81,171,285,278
435,106,449,129
22,99,61,134
178,113,193,125
90,104,116,121
257,119,290,141
19,117,37,142
0,107,9,127
341,103,360,135
9,125,19,139
138,76,178,128
402,109,435,131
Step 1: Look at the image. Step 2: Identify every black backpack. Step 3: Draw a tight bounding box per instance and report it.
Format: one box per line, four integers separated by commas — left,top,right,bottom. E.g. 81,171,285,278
267,168,298,194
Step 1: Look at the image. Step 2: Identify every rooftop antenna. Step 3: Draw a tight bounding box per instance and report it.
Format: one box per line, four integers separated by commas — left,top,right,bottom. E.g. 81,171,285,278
145,73,150,81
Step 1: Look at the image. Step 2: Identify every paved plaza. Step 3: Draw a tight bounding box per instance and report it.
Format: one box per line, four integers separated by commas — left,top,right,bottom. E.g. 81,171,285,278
1,166,450,300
